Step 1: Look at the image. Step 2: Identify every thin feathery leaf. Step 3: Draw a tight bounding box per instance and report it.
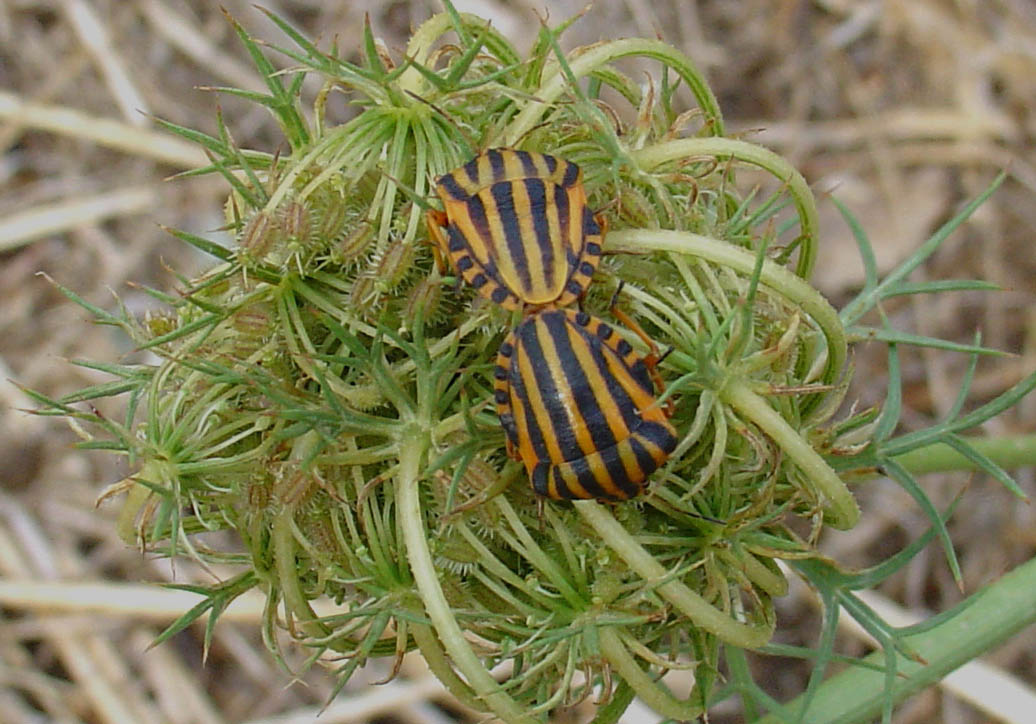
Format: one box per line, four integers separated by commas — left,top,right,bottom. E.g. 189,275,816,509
882,458,963,588
841,172,1006,325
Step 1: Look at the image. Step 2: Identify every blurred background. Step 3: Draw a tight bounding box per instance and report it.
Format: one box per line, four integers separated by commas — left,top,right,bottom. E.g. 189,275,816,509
1,1,1033,722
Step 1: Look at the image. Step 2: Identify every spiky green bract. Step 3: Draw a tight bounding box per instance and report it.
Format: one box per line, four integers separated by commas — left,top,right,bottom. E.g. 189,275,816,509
35,6,1034,724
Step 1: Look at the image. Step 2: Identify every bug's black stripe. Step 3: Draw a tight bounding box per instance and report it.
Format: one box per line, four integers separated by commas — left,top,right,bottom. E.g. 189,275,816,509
520,315,580,460
554,180,571,261
542,312,620,459
567,455,612,499
544,154,558,175
438,172,467,201
600,443,643,498
639,420,679,455
595,443,639,499
462,156,481,186
577,321,643,432
446,226,467,253
517,150,538,178
487,149,506,182
490,181,533,293
499,412,518,449
523,177,555,292
530,463,552,497
629,436,661,479
464,193,493,251
512,320,565,460
582,205,600,236
626,356,652,394
560,159,579,188
509,350,549,460
607,334,652,394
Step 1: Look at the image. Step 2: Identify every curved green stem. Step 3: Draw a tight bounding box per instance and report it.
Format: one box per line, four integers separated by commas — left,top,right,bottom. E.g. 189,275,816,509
598,627,703,720
630,139,819,279
397,438,534,724
575,500,774,647
718,548,789,598
756,556,1036,724
501,38,723,147
608,228,847,393
398,13,450,95
399,12,520,96
272,510,330,641
721,379,860,530
409,622,485,712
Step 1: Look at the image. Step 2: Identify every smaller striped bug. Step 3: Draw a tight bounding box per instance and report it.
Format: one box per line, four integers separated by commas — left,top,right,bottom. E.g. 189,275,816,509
494,304,678,501
427,148,604,311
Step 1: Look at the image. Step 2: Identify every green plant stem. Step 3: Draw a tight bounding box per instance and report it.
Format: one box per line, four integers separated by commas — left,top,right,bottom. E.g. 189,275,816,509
629,139,819,279
598,626,703,720
575,500,774,647
718,548,789,598
721,379,860,529
894,433,1036,475
408,622,485,712
271,509,330,641
755,556,1036,724
607,228,846,393
396,436,533,724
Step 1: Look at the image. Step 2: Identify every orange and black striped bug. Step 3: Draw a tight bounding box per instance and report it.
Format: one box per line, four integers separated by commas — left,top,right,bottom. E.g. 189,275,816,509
493,303,678,501
426,148,604,311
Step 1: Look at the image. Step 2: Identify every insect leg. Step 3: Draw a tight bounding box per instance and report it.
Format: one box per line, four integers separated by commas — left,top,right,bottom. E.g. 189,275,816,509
425,209,451,275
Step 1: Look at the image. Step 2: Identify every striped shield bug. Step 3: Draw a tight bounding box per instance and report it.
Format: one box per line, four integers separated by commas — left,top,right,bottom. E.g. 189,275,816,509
493,306,678,501
426,148,604,311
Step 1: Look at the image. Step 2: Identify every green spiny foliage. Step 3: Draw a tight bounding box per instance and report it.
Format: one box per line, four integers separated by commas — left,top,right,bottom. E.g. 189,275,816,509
33,4,1035,723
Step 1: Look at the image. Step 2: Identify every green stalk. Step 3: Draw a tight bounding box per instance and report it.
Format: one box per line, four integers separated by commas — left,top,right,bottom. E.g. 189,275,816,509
756,556,1036,724
721,379,860,530
598,627,703,720
575,500,774,647
272,510,329,641
894,433,1036,475
630,139,819,279
409,622,485,712
607,228,847,393
397,436,534,724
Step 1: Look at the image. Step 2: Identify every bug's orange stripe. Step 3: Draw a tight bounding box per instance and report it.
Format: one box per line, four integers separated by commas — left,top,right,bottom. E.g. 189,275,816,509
564,184,585,260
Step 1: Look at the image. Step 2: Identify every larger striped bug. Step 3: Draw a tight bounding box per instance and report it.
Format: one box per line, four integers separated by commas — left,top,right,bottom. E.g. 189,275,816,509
427,148,604,311
494,305,678,501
